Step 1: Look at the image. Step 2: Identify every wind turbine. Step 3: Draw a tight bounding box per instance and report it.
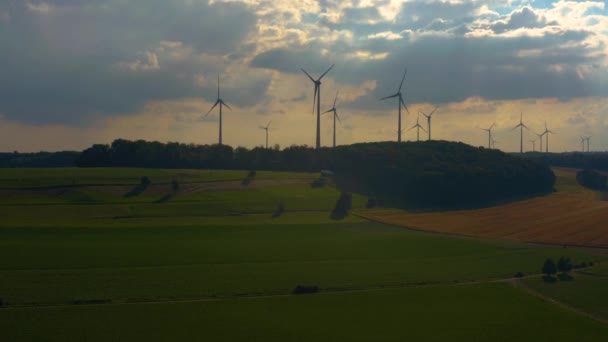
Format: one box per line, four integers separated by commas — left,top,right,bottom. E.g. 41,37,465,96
585,136,592,152
512,111,528,153
420,106,438,141
380,68,409,142
580,136,586,152
259,121,272,149
480,123,495,149
542,122,555,153
323,90,341,149
301,64,335,149
535,131,545,152
205,75,232,145
408,113,427,142
530,139,536,152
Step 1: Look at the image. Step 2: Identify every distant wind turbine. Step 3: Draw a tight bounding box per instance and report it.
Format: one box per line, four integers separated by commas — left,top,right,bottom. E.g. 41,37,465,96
323,90,341,149
420,106,438,141
205,75,232,145
301,64,335,149
580,136,586,152
408,113,427,142
480,122,495,149
542,122,555,153
535,131,545,152
585,136,592,152
380,68,409,142
259,120,272,149
511,111,528,153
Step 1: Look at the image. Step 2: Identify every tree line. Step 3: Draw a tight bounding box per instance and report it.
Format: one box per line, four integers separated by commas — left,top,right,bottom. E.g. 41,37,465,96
75,139,555,208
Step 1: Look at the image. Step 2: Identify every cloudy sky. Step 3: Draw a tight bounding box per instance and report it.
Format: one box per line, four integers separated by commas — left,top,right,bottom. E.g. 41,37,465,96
0,0,607,152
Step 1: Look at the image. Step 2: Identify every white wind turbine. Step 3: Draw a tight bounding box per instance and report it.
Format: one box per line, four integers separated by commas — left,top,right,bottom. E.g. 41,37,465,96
380,68,409,142
205,75,232,145
301,64,335,149
323,90,341,148
259,121,272,149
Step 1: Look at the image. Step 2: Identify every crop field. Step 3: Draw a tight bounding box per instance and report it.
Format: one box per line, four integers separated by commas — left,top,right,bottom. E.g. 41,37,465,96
358,167,608,247
0,167,607,340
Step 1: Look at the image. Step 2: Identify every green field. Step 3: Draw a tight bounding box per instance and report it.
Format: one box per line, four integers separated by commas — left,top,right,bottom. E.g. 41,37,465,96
2,283,607,342
0,167,606,340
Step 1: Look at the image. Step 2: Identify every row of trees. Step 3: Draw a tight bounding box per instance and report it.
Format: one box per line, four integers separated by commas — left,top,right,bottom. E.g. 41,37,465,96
525,152,608,171
0,151,79,167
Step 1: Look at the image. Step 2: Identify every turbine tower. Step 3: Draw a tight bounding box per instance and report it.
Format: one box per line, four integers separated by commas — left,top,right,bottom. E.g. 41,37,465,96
408,113,427,142
580,136,586,152
301,64,335,149
380,68,409,142
259,121,272,149
512,111,528,153
480,123,495,149
535,132,545,152
542,122,555,153
205,75,232,145
323,90,341,149
530,139,536,152
492,139,499,150
585,136,592,152
420,106,438,141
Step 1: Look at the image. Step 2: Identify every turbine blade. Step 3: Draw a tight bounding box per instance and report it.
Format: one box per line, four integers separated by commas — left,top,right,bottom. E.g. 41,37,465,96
490,122,496,130
429,106,438,116
206,100,219,115
380,93,399,100
217,74,220,99
400,96,409,113
319,64,335,80
221,100,232,110
398,68,407,92
323,108,333,114
335,111,342,124
266,120,272,128
301,69,315,82
333,90,339,108
420,126,427,133
312,85,318,114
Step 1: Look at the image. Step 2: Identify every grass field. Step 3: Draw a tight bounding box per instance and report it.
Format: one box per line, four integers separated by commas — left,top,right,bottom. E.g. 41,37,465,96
522,272,608,320
0,167,606,340
2,283,607,342
358,167,608,247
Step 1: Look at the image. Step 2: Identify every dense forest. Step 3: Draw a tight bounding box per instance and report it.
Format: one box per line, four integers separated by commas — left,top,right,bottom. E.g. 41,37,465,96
523,152,608,171
72,139,555,207
331,141,555,208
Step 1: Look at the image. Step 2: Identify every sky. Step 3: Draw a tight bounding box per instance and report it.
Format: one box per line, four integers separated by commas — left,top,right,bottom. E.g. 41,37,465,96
0,0,607,152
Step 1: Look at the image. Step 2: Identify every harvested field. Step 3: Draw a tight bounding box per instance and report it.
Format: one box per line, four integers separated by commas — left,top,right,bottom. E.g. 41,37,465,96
358,167,608,248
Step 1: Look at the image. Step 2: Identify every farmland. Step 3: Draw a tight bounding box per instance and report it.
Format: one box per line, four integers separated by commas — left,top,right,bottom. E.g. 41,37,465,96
0,167,607,340
358,167,608,247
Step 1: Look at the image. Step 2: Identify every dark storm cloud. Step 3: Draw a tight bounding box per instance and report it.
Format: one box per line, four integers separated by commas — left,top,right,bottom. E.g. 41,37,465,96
0,0,264,125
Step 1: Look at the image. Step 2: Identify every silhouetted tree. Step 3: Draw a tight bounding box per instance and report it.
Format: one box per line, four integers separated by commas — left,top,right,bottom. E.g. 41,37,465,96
557,257,572,273
542,259,557,277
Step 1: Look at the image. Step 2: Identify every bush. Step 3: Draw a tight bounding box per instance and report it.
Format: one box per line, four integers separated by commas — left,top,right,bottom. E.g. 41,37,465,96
557,257,572,273
311,178,326,188
293,285,319,294
514,272,525,278
331,192,352,220
366,197,377,208
576,169,607,190
542,258,557,276
248,170,257,178
272,202,285,218
140,176,151,186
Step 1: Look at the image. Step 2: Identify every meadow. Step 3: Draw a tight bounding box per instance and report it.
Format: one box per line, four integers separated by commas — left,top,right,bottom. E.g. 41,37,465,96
0,167,606,340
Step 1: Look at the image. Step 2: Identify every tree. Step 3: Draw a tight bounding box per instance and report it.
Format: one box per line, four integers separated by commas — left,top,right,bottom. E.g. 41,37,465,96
557,257,572,273
542,259,557,276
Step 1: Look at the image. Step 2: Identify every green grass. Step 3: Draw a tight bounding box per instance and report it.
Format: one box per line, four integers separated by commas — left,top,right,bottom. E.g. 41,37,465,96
523,272,608,320
1,167,607,340
0,167,317,188
1,283,606,342
0,222,601,306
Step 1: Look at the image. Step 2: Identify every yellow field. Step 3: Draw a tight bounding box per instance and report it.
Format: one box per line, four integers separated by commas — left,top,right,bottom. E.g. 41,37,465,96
357,168,608,248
